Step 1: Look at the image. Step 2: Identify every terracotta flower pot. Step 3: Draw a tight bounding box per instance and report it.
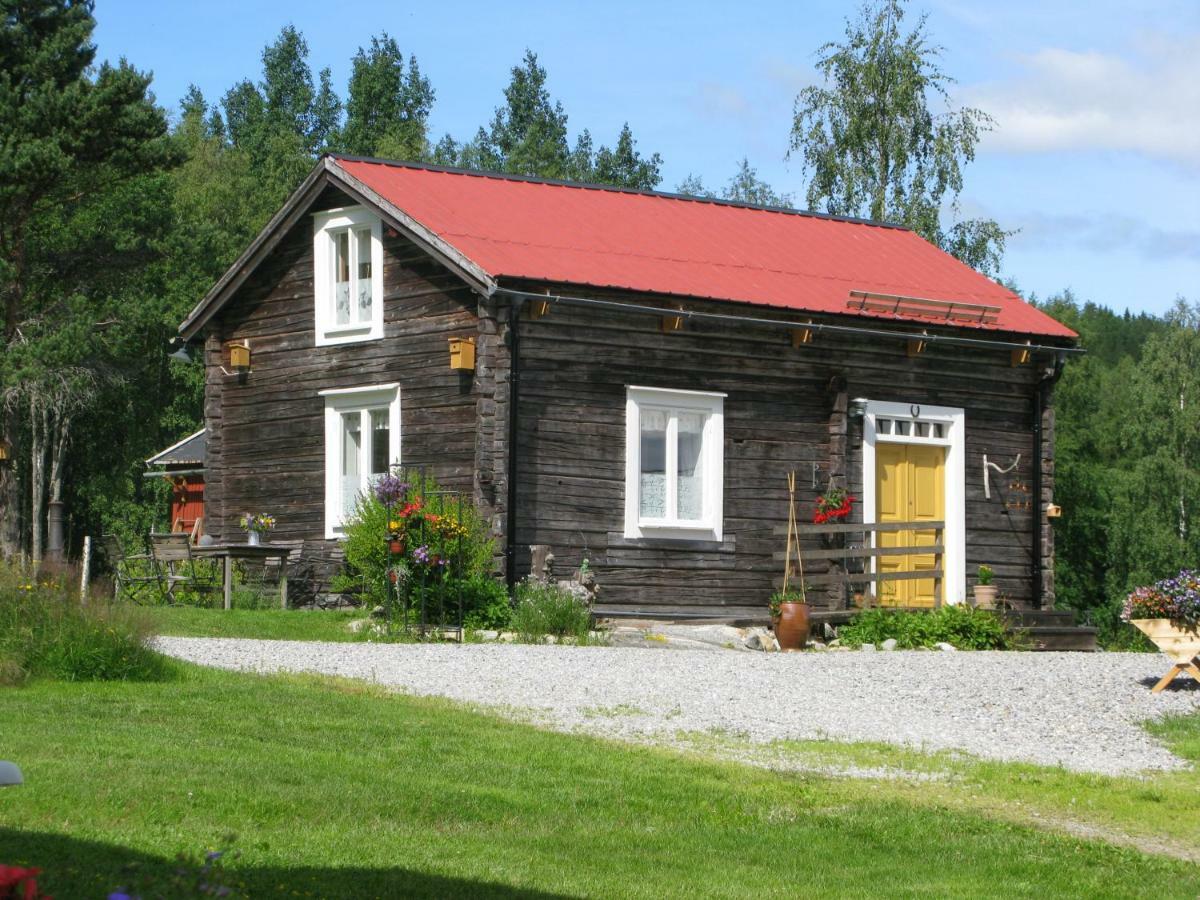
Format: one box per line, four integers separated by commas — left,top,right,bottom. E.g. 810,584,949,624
973,585,997,609
774,601,810,651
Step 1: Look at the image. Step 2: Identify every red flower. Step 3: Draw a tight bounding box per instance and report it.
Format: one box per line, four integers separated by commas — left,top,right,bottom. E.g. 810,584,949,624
0,865,46,900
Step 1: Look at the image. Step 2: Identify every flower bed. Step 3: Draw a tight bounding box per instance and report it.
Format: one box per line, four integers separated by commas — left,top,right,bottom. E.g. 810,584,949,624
1121,570,1200,631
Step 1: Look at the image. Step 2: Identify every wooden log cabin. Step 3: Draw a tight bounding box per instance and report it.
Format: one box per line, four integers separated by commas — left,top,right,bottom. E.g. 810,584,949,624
177,155,1079,621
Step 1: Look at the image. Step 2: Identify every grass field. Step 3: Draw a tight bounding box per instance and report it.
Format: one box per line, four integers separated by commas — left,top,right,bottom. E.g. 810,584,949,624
145,606,375,641
2,662,1199,898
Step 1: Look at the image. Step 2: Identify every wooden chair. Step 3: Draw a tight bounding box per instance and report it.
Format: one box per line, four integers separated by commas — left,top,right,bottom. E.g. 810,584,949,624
150,533,217,604
100,534,162,604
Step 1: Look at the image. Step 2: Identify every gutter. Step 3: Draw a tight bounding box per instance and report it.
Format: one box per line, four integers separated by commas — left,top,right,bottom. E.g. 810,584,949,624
1032,357,1066,608
495,287,1083,357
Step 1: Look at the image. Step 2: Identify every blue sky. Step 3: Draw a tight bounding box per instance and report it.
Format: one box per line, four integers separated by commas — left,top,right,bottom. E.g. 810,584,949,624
96,0,1198,315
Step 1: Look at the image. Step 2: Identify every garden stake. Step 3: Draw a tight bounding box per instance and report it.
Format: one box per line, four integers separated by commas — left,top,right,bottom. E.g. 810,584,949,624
783,471,807,603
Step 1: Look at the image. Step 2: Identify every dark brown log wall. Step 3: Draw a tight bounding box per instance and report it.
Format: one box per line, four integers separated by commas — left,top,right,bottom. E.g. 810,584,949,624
504,285,1056,618
202,186,484,545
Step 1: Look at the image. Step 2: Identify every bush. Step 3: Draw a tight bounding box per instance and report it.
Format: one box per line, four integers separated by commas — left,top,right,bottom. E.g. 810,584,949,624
333,469,499,626
839,605,1013,650
510,578,593,643
0,565,173,684
461,575,512,630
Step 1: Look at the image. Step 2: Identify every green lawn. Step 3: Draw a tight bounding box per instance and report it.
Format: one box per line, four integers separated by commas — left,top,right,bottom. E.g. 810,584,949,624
2,664,1198,898
145,606,374,641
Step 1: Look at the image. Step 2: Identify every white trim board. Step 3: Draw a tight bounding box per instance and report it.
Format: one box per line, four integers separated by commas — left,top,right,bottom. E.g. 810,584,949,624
322,384,401,539
861,400,966,604
623,385,725,542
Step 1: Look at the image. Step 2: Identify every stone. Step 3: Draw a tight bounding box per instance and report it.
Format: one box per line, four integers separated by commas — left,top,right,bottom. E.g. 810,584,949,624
824,623,837,640
807,640,826,651
347,618,370,634
828,638,841,647
746,631,779,652
881,638,898,651
936,642,957,652
370,605,387,619
860,643,877,652
474,629,499,642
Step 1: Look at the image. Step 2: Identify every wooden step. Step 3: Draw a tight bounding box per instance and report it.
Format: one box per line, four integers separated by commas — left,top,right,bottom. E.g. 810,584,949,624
999,608,1078,628
1019,625,1099,652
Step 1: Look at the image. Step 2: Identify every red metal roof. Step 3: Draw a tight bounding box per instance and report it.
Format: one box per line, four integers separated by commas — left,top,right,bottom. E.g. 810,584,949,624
335,157,1076,339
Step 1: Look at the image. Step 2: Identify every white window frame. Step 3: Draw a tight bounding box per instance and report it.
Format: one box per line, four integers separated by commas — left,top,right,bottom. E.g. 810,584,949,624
861,400,966,604
624,386,725,542
320,384,401,539
312,206,384,346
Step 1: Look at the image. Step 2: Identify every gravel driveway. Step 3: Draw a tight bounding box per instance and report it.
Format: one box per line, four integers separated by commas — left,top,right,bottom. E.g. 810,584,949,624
156,638,1200,775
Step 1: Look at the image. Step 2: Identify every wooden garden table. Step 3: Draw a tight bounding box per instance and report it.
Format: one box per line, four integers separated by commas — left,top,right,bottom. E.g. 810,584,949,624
193,543,291,610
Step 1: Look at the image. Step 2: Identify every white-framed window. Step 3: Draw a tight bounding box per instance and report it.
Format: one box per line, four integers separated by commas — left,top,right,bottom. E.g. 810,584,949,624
312,206,384,346
624,386,725,541
861,400,966,604
320,384,400,538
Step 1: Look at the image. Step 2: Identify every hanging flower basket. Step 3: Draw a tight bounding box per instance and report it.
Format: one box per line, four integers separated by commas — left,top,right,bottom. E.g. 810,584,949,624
813,487,855,524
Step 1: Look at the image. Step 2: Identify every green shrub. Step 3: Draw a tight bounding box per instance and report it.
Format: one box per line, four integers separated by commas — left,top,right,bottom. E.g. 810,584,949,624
0,566,173,684
333,469,498,627
461,575,512,629
510,578,593,643
839,605,1013,650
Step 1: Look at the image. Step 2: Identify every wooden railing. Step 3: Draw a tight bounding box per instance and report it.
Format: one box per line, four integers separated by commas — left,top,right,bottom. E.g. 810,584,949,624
773,520,945,606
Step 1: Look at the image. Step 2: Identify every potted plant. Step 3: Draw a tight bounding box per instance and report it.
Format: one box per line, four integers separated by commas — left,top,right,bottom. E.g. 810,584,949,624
239,512,275,546
973,564,997,608
770,588,810,651
1123,571,1200,693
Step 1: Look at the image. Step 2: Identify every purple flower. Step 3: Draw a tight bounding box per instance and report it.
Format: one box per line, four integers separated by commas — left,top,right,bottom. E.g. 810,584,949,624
374,474,409,507
412,544,430,564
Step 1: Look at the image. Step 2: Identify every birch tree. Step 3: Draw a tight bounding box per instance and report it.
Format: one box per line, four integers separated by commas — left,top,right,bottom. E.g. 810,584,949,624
789,0,1009,274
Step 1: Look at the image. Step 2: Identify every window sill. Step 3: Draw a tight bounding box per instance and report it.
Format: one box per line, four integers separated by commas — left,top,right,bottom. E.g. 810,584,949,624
316,325,382,347
609,531,734,551
620,523,724,544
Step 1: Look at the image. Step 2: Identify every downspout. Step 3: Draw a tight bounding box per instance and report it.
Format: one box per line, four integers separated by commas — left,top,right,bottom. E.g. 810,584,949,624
504,296,523,593
1032,355,1065,609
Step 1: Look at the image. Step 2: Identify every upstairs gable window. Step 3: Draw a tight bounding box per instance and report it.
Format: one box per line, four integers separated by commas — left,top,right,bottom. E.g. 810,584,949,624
313,206,383,345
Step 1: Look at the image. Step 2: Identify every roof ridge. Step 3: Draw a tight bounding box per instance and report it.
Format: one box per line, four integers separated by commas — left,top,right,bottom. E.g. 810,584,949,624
325,153,911,231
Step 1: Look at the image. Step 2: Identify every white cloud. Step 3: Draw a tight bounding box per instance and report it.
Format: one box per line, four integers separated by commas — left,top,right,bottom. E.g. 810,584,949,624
693,82,753,120
966,34,1200,167
1008,211,1200,262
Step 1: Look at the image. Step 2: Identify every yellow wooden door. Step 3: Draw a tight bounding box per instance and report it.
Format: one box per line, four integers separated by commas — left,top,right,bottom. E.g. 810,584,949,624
875,443,945,607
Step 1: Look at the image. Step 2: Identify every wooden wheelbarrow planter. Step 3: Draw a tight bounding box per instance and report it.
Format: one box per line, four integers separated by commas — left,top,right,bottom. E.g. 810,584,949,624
1131,619,1200,693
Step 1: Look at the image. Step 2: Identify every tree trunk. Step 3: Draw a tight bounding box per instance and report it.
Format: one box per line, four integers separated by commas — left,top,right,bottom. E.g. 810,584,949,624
0,404,20,561
29,398,46,567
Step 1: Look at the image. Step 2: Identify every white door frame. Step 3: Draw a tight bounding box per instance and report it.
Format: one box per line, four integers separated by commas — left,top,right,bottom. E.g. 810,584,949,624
861,400,966,604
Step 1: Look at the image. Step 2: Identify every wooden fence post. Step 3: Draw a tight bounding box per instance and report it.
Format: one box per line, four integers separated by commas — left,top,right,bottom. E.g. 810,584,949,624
79,535,91,605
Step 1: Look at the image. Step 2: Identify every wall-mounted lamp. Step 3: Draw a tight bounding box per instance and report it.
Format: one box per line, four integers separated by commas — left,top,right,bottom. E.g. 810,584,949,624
168,338,195,364
848,397,869,420
1046,503,1063,519
907,333,928,357
660,314,685,333
792,321,815,346
449,336,476,371
0,436,11,463
1011,341,1032,367
526,299,551,320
